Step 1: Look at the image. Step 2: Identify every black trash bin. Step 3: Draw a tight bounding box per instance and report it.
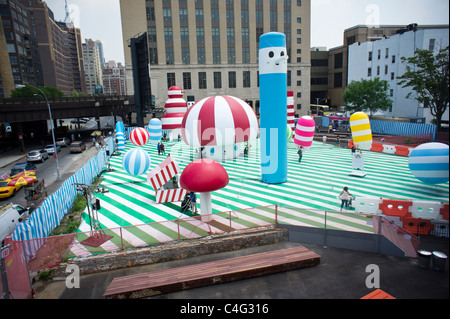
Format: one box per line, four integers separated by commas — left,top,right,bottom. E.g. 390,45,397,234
417,250,432,269
432,251,447,272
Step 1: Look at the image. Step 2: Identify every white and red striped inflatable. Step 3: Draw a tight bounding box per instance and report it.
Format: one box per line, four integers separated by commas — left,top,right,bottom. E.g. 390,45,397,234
130,127,150,146
294,115,316,150
161,86,187,131
287,91,295,132
147,155,187,203
181,95,259,148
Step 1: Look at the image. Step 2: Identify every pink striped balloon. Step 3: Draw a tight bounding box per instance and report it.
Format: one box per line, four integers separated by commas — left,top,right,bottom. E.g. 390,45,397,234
130,127,150,146
181,96,259,147
294,116,315,150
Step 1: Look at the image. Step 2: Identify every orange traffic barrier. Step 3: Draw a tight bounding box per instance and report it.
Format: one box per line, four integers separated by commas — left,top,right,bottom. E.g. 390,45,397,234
400,216,433,236
395,146,410,156
371,143,383,152
440,203,449,221
348,140,355,149
379,199,413,217
361,289,396,299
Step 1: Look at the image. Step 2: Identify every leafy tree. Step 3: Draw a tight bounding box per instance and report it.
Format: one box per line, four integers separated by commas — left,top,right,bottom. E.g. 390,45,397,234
397,46,449,132
342,78,392,117
10,85,64,98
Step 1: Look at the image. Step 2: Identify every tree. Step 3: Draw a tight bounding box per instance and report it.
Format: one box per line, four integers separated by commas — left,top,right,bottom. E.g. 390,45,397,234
342,78,392,117
397,46,449,133
10,85,64,98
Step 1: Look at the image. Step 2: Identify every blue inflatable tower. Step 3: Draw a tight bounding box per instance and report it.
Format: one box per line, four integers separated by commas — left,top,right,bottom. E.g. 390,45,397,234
259,32,288,184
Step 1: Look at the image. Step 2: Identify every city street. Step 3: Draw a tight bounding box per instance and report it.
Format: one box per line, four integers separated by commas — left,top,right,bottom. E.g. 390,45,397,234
1,138,100,208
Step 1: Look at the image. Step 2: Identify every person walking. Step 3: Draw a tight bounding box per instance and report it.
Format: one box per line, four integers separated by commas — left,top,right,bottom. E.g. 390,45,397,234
297,146,303,163
189,192,198,214
161,143,166,155
157,142,161,155
338,186,352,212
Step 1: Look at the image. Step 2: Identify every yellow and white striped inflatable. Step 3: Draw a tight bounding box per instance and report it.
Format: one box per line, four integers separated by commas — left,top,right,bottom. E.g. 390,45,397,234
350,112,372,150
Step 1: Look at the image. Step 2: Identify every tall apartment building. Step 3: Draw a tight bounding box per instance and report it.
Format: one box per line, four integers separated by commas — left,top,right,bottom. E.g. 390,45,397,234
83,38,103,94
348,27,449,123
102,60,127,95
26,0,86,95
0,0,43,97
120,0,311,117
327,24,449,109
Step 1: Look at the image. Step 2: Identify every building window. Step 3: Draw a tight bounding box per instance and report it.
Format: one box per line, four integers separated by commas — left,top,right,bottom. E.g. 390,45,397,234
391,72,395,80
429,39,436,51
213,47,221,64
377,66,380,76
197,47,205,64
228,47,235,64
180,27,189,43
334,53,343,69
242,47,250,64
229,71,236,88
167,72,176,88
179,8,188,22
182,47,190,64
367,68,372,77
196,27,204,43
163,7,172,22
227,27,235,43
392,55,396,63
198,72,207,89
195,8,203,23
214,72,222,88
183,72,191,89
334,72,343,88
243,71,250,87
390,89,394,97
385,48,389,58
164,27,173,43
212,27,220,43
166,47,174,64
385,65,388,75
368,51,372,61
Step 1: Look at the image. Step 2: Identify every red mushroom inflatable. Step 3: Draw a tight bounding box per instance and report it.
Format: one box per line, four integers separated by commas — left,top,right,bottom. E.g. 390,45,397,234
180,158,229,222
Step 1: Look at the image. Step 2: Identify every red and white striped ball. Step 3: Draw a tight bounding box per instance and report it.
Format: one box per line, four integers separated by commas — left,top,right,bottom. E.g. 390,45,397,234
294,116,316,150
181,96,259,147
130,127,150,146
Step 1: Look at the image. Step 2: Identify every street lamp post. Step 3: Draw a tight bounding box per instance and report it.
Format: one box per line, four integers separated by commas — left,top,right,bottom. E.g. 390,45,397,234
16,84,61,181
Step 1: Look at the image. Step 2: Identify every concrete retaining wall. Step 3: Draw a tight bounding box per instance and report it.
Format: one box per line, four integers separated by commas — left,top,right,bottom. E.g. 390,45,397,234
51,226,288,277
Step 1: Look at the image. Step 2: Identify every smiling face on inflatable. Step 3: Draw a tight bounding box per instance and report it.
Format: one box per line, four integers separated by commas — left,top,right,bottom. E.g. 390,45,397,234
258,46,288,75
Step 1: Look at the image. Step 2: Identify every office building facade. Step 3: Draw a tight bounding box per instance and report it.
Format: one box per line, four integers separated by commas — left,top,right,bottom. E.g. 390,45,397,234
120,0,311,117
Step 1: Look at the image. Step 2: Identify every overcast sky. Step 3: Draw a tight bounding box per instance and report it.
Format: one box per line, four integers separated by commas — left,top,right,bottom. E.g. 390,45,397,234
44,0,449,65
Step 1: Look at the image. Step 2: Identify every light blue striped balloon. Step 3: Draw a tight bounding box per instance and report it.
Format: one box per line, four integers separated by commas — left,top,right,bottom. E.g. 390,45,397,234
116,121,125,133
148,118,162,144
122,148,151,176
408,142,449,184
116,132,126,151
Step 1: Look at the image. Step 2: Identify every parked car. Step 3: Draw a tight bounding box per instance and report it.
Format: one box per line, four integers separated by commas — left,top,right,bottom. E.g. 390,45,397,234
69,141,87,153
44,144,61,155
10,162,36,176
0,179,22,199
56,137,71,147
26,150,49,163
1,203,29,244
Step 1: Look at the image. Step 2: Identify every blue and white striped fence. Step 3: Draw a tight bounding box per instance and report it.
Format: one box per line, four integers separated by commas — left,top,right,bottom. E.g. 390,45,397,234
12,137,114,242
370,119,437,139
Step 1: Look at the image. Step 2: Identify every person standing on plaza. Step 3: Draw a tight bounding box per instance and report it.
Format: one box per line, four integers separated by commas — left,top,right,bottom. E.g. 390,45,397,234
297,146,303,163
189,192,198,214
322,135,327,145
336,136,341,148
157,142,161,155
338,186,352,212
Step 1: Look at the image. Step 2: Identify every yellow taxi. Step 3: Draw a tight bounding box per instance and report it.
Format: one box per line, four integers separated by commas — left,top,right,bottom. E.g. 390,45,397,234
0,171,36,199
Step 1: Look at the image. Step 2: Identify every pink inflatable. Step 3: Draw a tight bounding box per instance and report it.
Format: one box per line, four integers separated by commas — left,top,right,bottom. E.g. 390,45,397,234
294,115,315,150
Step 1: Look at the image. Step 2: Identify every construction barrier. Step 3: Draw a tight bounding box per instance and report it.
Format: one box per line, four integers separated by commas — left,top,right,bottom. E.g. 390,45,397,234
395,146,411,156
379,199,413,218
400,216,433,236
382,144,397,154
439,203,449,221
353,197,383,215
371,143,384,152
409,201,445,220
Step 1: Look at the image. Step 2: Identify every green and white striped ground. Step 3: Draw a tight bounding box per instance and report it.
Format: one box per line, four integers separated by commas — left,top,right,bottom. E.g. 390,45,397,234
72,139,448,256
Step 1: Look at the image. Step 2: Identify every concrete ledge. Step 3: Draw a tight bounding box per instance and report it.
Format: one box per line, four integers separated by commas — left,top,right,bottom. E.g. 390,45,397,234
51,226,288,277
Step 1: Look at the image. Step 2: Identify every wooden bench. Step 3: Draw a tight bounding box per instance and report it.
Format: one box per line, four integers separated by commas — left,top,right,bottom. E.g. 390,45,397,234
104,246,321,299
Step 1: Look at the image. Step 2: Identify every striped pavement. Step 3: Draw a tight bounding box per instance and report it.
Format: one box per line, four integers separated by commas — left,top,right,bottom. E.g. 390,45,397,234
69,138,448,257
